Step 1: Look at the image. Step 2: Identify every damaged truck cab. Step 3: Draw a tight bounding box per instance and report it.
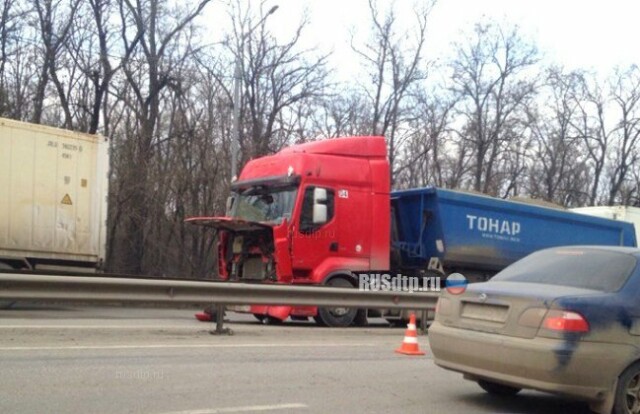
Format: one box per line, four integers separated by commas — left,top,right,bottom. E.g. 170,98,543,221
188,135,637,327
187,137,390,326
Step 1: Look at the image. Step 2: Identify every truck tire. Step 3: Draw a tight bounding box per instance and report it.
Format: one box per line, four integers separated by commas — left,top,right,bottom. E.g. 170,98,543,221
613,360,640,414
312,315,327,326
0,262,16,309
386,318,407,327
315,277,358,327
261,316,283,325
353,309,368,326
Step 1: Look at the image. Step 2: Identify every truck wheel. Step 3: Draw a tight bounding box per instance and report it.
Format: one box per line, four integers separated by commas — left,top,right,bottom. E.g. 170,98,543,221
262,316,283,325
312,315,327,326
253,314,266,322
477,379,521,396
386,318,407,327
315,277,358,327
0,262,16,309
613,361,640,414
353,309,368,326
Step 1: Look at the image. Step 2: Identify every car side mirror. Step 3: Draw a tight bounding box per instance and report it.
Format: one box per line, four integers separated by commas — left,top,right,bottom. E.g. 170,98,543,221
312,188,328,224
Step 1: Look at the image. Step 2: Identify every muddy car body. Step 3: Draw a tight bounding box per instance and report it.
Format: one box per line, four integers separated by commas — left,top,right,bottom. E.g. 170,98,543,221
429,246,640,414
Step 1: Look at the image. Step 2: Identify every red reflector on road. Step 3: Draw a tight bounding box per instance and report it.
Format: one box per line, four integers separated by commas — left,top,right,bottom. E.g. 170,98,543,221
195,312,212,322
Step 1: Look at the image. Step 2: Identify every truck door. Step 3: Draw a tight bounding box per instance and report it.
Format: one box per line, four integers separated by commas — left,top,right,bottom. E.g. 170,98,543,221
335,187,370,262
291,185,338,275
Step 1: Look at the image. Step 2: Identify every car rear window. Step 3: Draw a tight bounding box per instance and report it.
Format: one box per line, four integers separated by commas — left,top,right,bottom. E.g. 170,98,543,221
491,249,637,292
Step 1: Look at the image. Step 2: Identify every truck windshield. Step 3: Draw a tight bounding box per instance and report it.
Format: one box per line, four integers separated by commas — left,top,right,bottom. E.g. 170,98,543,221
230,185,298,224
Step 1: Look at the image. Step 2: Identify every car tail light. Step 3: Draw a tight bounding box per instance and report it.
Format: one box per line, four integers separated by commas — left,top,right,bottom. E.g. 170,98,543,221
542,310,589,333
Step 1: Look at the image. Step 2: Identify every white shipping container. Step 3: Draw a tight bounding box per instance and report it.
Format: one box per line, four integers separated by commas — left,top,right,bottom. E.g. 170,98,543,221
571,206,640,245
0,117,109,270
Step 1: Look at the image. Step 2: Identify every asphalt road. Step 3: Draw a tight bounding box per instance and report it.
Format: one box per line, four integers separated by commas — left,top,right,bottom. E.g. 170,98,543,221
0,305,592,414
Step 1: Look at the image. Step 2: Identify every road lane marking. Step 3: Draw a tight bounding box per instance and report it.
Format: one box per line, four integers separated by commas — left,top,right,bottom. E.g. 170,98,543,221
0,343,377,351
0,325,204,329
158,403,308,413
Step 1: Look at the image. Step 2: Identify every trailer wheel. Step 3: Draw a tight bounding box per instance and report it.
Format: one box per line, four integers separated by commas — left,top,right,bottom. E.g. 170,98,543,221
386,318,407,327
353,309,368,326
0,262,16,309
312,315,327,326
261,316,283,325
315,277,358,327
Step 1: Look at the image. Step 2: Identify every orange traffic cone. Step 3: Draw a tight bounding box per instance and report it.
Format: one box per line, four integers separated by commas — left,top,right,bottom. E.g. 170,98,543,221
395,313,425,356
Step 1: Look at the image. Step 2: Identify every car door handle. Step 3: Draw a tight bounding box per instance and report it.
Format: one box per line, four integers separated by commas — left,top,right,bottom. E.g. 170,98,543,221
329,242,338,252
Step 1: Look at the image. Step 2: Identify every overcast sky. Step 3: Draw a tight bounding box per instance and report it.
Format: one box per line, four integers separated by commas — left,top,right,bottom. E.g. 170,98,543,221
203,0,640,77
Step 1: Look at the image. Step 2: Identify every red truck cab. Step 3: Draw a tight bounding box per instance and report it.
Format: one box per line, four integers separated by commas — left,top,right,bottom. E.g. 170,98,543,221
187,136,390,326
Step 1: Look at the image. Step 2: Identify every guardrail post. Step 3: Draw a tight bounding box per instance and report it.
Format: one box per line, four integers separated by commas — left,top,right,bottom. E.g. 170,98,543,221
210,303,232,335
420,309,428,334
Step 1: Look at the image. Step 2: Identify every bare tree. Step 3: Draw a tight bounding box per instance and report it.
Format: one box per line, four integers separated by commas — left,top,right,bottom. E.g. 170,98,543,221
572,73,612,205
0,0,23,115
606,65,640,204
352,0,432,185
63,0,132,135
527,67,590,205
227,0,328,166
111,0,211,274
30,0,81,127
8,0,640,277
394,88,457,188
450,22,539,195
0,0,37,120
312,92,372,138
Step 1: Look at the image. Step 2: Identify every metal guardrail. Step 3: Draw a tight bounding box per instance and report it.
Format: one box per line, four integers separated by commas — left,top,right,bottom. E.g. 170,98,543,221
0,273,440,310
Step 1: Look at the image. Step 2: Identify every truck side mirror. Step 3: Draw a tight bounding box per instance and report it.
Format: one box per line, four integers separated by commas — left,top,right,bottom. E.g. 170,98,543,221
312,188,328,224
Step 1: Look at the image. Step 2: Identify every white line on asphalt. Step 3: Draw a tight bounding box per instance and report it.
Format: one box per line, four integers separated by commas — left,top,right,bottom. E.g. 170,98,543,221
0,325,201,329
157,403,308,414
0,343,376,351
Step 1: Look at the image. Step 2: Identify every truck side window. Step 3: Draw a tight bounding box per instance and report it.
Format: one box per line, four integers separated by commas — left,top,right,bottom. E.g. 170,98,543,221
300,186,334,233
